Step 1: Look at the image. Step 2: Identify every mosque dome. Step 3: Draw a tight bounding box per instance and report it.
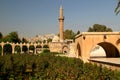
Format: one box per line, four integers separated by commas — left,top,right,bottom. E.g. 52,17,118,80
52,35,60,42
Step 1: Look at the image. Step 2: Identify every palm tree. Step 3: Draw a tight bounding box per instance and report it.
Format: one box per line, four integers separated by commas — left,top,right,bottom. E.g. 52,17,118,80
115,0,120,15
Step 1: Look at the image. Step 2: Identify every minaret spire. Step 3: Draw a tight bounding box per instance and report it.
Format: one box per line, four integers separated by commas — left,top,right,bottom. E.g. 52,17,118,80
59,0,64,42
60,0,62,6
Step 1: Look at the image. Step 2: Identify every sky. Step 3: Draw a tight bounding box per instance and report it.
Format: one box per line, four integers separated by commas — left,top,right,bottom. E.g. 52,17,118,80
0,0,120,38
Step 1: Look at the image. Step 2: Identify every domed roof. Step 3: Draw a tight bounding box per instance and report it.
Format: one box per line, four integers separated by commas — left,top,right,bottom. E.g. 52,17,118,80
52,35,59,42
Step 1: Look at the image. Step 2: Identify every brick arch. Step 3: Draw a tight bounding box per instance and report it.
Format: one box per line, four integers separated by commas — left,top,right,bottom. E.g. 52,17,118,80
97,42,120,57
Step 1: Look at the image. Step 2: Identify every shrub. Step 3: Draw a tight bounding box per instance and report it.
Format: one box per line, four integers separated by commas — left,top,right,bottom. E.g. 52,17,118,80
0,53,120,80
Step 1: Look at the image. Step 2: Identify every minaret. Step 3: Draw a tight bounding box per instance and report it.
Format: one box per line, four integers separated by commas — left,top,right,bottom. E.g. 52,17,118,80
59,3,64,42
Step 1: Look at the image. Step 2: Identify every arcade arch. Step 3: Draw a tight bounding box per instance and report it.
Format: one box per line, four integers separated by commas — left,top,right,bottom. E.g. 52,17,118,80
29,45,35,53
15,45,21,53
3,44,12,55
36,45,42,53
22,46,28,53
0,42,50,55
43,45,49,49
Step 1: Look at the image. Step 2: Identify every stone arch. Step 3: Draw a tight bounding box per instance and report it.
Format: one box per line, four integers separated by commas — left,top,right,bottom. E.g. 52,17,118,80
36,45,42,53
15,45,21,53
90,45,106,58
3,44,12,55
43,45,49,49
77,43,81,57
22,45,28,53
95,42,120,58
62,45,69,54
29,45,35,53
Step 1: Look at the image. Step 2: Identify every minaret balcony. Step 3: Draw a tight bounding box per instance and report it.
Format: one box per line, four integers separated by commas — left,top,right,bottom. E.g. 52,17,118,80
58,17,64,20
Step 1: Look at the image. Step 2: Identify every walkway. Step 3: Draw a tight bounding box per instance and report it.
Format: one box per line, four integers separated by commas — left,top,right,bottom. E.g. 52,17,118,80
89,58,120,70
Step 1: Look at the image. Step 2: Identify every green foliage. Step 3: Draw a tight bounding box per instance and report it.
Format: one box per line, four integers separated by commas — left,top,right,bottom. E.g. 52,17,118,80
76,30,80,35
22,46,28,53
8,32,21,43
63,29,76,39
0,54,120,80
3,44,12,54
15,46,21,53
43,49,50,53
88,24,113,32
40,49,50,55
0,46,2,55
21,38,28,43
1,32,21,43
29,46,35,51
47,38,52,43
0,32,29,44
115,0,120,15
0,32,3,39
2,35,11,42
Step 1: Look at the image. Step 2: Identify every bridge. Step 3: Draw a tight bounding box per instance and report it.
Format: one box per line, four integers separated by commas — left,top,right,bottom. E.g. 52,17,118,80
75,32,120,62
0,42,49,56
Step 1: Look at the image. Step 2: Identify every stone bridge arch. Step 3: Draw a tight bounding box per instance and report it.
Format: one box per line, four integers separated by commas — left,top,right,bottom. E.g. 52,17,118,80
75,32,120,62
90,42,120,58
97,42,119,57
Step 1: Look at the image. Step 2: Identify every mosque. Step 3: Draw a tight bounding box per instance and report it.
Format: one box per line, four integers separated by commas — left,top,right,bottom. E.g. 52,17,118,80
49,3,76,56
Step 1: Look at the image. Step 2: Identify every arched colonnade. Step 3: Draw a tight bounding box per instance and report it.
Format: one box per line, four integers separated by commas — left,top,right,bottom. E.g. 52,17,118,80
0,42,49,56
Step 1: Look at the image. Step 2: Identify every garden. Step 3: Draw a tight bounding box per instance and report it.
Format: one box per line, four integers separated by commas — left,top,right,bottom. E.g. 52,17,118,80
0,52,120,80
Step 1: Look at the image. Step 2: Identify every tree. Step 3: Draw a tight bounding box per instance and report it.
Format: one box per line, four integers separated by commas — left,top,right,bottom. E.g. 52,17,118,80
76,30,80,35
3,44,12,54
21,38,28,43
88,24,113,32
115,0,120,15
2,32,21,43
63,29,75,39
8,32,21,43
47,38,52,43
0,32,3,39
2,35,11,42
